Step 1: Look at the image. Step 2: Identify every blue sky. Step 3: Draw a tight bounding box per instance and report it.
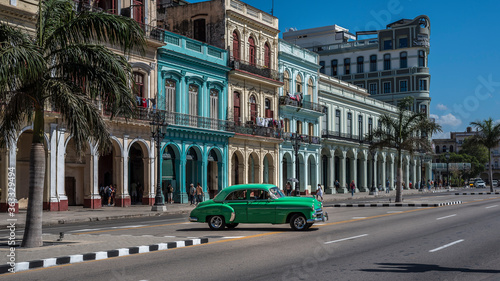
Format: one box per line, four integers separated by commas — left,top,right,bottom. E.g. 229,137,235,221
191,0,500,138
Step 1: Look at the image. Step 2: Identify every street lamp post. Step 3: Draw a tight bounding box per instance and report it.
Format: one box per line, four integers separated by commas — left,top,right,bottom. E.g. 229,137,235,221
291,131,301,196
419,152,424,190
445,152,450,188
369,149,377,195
151,111,168,212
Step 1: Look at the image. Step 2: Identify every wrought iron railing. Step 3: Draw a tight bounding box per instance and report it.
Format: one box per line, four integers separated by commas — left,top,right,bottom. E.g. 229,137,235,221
229,57,280,81
321,130,365,143
282,132,321,144
279,96,326,113
233,121,282,139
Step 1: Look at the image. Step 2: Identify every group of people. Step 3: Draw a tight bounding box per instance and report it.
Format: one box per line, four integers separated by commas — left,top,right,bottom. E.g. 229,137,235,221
188,183,204,206
129,181,144,204
99,184,117,206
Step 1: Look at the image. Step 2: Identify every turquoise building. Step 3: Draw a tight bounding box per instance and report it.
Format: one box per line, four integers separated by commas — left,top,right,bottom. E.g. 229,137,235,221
157,31,233,203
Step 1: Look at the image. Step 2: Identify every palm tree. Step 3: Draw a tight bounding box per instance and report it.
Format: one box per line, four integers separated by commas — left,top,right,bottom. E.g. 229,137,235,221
0,0,145,247
470,118,500,192
367,97,442,202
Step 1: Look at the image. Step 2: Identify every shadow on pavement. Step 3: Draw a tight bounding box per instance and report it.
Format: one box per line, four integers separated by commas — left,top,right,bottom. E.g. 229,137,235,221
360,263,500,274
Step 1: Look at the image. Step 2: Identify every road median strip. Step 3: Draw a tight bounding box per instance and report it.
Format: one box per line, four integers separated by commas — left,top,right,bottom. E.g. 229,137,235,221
329,201,463,207
0,238,208,275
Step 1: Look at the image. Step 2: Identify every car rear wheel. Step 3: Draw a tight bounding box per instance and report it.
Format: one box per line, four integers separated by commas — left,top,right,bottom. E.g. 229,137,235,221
290,214,307,231
208,215,226,230
226,223,239,229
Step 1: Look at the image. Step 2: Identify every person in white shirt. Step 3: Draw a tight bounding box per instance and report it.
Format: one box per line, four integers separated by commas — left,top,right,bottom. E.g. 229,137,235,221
316,184,323,201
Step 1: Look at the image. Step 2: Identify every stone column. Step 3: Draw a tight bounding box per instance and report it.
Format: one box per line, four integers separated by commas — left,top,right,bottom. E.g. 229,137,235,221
339,151,347,193
84,146,101,209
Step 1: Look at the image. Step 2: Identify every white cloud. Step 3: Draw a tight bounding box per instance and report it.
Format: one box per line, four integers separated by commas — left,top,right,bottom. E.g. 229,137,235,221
436,104,448,111
432,113,462,127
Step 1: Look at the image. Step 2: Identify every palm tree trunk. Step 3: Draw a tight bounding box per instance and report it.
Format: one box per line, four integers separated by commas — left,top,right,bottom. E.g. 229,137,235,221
395,151,403,202
21,110,45,248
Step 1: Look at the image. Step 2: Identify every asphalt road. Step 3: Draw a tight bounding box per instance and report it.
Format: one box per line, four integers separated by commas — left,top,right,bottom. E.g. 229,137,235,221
5,194,500,280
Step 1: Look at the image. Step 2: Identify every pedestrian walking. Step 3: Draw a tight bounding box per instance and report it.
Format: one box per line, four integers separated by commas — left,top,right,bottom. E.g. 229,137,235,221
189,183,196,205
334,179,340,191
106,185,113,206
386,179,390,193
195,183,204,205
350,180,356,196
285,182,292,196
167,183,174,204
316,184,323,201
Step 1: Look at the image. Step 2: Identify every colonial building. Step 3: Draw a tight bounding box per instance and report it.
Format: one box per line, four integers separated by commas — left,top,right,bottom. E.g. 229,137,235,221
283,15,431,116
163,0,283,186
156,31,232,203
278,39,324,194
0,0,165,211
318,74,432,193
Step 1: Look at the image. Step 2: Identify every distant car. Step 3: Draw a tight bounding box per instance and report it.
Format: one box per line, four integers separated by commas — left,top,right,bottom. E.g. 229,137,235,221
492,180,498,187
474,179,486,188
189,184,327,231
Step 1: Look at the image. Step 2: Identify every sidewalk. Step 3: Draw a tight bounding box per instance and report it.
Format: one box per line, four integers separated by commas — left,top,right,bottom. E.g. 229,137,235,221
1,188,445,228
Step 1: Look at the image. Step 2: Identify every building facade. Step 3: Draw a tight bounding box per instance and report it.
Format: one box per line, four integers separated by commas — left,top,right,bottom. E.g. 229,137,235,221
283,15,431,116
163,0,283,187
278,39,324,194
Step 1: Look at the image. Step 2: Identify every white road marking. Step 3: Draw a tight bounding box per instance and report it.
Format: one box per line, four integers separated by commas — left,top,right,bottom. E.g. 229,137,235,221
429,239,464,252
222,236,245,239
164,236,176,238
352,217,366,219
486,205,498,209
111,225,147,229
436,214,457,220
387,211,403,213
324,234,368,244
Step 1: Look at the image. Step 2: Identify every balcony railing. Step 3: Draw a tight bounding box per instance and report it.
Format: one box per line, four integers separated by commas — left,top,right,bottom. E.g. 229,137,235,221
321,130,365,143
279,96,326,113
233,121,282,139
229,57,280,81
282,132,320,145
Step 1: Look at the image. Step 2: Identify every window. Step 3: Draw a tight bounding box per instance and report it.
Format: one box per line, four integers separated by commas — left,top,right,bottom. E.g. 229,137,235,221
133,0,144,24
358,115,363,139
420,104,427,114
357,56,364,73
450,145,454,153
383,82,391,94
264,43,271,68
284,118,290,132
249,95,257,122
443,145,447,153
369,83,377,95
133,72,144,100
418,50,425,67
296,75,302,93
248,37,256,65
265,98,273,118
188,84,198,115
307,78,313,97
233,92,241,123
419,79,428,91
398,37,408,48
225,190,247,200
400,52,407,68
435,146,440,154
308,123,314,136
193,19,206,42
297,121,303,134
335,110,340,132
383,39,392,50
232,31,240,60
368,118,373,135
319,61,325,74
383,54,391,70
165,79,176,112
400,80,408,92
322,108,328,133
97,0,118,14
331,60,338,76
347,113,352,137
344,58,350,75
370,55,377,72
283,71,290,94
210,89,219,120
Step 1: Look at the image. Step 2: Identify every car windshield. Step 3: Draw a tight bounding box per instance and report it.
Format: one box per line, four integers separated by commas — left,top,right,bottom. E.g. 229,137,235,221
269,187,284,199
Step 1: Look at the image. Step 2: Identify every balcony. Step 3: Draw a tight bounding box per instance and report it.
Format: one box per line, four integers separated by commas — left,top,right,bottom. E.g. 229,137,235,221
229,57,280,81
279,96,325,114
335,66,430,81
321,130,365,143
282,132,320,145
233,121,282,139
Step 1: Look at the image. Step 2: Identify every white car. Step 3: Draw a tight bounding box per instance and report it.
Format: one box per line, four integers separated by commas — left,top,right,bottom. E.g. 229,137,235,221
492,180,498,187
474,180,486,188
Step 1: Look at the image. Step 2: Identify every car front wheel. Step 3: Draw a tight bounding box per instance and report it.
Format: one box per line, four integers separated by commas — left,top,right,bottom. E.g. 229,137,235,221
290,214,307,231
208,215,226,230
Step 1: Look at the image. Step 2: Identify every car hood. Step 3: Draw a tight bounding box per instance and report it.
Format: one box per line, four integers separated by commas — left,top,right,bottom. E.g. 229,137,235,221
275,196,322,209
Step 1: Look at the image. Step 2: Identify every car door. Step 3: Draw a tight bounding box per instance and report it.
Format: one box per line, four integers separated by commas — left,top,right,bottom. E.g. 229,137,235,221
247,189,276,223
224,190,248,223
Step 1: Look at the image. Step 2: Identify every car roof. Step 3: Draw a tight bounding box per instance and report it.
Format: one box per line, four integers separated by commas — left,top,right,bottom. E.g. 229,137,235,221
214,184,277,201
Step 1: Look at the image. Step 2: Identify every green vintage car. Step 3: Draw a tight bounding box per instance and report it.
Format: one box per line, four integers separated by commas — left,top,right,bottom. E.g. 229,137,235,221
189,184,328,231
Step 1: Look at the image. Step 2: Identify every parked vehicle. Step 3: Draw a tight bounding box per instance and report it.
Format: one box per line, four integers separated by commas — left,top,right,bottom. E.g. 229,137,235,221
492,179,498,187
474,179,486,188
189,184,327,231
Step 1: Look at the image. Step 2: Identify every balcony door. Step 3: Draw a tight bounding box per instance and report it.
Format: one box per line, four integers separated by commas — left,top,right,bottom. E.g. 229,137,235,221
248,37,256,66
133,0,144,24
233,92,241,125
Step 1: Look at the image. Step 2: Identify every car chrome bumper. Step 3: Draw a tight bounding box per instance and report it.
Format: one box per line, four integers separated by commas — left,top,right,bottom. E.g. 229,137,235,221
189,217,198,222
308,210,328,223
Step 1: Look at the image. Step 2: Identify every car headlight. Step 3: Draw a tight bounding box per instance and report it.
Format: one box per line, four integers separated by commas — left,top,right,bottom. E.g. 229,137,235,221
311,204,315,211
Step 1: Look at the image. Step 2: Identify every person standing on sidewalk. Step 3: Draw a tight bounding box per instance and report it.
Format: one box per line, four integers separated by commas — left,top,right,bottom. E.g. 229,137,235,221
167,183,174,204
386,179,390,193
195,183,204,205
316,184,323,202
285,182,292,196
350,180,356,196
189,184,196,205
335,179,340,192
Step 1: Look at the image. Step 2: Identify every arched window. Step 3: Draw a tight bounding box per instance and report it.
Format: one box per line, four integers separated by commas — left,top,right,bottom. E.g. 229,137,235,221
418,50,425,67
296,75,302,93
283,71,290,94
210,89,219,120
188,84,198,116
248,37,256,66
133,72,144,99
443,145,447,153
307,78,313,97
249,95,257,123
400,52,407,68
233,92,241,124
232,31,240,60
357,56,364,73
264,42,271,68
383,54,391,70
165,79,176,112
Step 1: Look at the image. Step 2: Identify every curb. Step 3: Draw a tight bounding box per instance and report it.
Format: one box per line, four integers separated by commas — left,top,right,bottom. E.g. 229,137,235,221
329,201,463,207
455,192,500,195
1,238,208,274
